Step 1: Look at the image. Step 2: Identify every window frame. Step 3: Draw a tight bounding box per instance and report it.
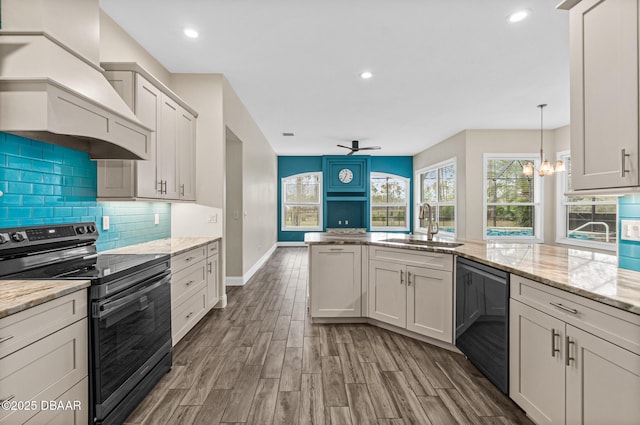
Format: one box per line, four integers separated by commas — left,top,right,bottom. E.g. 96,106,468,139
281,172,323,232
414,158,457,238
555,150,617,251
369,172,411,231
482,153,543,242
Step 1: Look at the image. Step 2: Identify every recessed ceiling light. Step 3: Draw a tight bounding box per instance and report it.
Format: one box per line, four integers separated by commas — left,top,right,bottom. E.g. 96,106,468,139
183,28,199,38
507,9,530,23
360,71,373,80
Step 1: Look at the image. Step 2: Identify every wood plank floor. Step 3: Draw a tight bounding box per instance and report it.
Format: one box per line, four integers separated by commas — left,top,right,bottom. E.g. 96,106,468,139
125,247,533,425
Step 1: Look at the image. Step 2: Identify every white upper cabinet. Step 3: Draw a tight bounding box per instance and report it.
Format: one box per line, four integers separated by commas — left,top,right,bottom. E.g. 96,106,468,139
561,0,640,190
97,64,197,201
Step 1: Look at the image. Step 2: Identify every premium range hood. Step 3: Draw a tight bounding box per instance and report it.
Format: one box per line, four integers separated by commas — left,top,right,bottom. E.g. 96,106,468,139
0,0,151,160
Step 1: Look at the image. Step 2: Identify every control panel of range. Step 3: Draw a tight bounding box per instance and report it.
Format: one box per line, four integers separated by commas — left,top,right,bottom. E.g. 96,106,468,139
0,223,99,250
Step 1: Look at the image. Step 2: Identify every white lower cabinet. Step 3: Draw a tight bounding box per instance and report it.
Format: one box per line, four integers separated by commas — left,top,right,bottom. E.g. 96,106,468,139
368,247,453,343
171,246,209,345
309,245,362,317
206,241,220,309
510,275,640,425
0,291,88,425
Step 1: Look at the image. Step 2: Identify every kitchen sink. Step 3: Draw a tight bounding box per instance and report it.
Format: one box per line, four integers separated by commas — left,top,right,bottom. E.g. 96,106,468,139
381,238,464,248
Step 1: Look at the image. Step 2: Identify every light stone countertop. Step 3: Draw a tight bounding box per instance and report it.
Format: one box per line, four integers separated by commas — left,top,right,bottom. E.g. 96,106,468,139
103,237,221,257
304,232,640,315
0,280,90,319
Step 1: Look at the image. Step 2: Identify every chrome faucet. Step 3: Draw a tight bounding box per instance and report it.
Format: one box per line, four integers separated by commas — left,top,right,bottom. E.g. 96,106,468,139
418,203,439,241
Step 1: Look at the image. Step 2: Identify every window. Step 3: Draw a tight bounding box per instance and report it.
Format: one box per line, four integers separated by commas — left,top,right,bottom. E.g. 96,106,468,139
556,152,617,250
483,154,542,241
281,172,322,231
415,159,456,236
370,173,410,231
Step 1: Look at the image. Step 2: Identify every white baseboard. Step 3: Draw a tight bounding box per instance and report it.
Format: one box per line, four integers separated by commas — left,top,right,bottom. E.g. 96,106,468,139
214,294,228,308
225,243,277,286
277,241,307,247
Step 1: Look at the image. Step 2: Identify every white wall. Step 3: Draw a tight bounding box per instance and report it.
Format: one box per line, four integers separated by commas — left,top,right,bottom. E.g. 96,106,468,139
223,78,278,276
413,127,569,244
100,10,171,85
225,130,243,277
171,204,223,237
413,130,467,238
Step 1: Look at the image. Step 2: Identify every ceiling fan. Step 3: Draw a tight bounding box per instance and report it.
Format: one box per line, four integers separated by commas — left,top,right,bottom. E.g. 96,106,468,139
337,140,381,155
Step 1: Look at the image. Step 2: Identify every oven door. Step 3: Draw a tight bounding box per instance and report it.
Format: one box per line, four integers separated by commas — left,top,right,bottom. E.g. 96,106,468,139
91,270,172,419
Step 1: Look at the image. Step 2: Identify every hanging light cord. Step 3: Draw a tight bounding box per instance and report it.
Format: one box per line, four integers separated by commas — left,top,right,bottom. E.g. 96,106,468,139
538,103,546,164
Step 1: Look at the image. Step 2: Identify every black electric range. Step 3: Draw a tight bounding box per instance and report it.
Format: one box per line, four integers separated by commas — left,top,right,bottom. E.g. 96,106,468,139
0,222,172,425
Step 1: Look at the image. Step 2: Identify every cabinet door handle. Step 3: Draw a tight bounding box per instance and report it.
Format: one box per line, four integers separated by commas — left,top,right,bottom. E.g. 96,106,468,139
565,336,575,366
622,148,631,177
0,335,14,344
158,180,163,194
180,184,185,196
550,302,578,315
407,271,412,286
208,262,212,273
400,270,404,285
0,394,15,403
551,329,560,357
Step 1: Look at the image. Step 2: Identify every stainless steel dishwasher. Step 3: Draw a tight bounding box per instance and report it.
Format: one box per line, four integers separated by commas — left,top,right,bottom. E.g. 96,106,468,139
455,257,510,394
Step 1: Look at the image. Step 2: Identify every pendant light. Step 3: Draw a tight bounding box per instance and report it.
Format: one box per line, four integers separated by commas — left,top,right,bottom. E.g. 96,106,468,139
523,104,565,177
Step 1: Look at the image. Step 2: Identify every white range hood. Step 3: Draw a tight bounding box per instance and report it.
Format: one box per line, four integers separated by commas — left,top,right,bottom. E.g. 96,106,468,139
0,0,152,160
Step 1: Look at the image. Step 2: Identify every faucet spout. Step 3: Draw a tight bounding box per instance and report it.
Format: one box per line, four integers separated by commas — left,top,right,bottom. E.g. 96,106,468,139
419,203,439,241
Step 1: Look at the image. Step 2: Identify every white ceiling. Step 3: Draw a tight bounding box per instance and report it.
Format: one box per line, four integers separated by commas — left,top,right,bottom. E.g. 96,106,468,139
99,0,569,157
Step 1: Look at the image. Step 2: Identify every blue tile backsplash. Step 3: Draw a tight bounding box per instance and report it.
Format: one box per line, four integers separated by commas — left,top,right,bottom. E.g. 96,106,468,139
619,194,640,272
0,133,170,252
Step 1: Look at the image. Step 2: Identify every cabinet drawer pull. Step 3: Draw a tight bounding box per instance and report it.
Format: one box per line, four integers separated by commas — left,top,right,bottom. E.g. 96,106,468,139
0,335,14,344
565,336,575,366
185,256,196,262
407,271,412,286
186,280,194,286
0,394,15,403
186,312,194,319
622,148,631,178
400,270,404,285
550,302,578,315
328,248,344,251
551,329,560,357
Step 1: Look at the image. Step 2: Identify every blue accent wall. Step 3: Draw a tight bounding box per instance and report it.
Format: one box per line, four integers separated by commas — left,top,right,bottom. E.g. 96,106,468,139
277,155,413,242
619,194,640,272
0,132,171,252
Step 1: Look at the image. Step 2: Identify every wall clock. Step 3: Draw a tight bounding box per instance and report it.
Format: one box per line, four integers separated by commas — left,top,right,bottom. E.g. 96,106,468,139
338,168,353,183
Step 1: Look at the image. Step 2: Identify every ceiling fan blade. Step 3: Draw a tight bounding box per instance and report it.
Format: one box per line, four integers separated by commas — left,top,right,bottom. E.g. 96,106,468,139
358,146,381,150
337,144,352,149
346,150,355,155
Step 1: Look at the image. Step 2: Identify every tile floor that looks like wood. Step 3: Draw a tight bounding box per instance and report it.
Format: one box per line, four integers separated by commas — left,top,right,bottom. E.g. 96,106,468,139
125,247,533,425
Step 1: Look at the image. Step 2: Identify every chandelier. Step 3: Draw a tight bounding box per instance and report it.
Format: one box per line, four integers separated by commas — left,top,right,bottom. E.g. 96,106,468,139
523,104,565,177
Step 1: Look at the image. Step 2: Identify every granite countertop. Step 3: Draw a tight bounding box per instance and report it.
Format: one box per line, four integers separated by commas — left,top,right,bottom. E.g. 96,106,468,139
304,232,640,315
0,280,90,319
103,236,221,257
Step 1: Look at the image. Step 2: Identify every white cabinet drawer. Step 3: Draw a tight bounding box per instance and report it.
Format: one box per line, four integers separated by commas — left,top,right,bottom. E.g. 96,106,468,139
369,246,453,271
171,259,207,307
23,376,88,425
0,318,88,424
0,290,86,359
172,287,207,345
511,274,640,354
171,246,207,273
207,241,218,257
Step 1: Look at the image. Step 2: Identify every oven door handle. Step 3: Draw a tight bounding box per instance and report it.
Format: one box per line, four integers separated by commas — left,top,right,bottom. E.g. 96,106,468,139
94,273,171,319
